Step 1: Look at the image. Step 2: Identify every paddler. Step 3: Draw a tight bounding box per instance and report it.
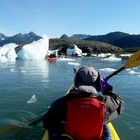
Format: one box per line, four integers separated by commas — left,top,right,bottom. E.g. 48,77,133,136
42,66,124,140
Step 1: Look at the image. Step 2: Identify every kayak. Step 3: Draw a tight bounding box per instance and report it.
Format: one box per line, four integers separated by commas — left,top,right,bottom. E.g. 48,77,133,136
42,84,120,140
107,122,120,140
48,57,56,62
42,122,120,140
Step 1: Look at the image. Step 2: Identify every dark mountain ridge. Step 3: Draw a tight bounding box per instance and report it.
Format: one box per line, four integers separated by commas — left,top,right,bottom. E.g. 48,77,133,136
60,34,91,40
0,32,42,46
49,38,123,54
84,31,140,51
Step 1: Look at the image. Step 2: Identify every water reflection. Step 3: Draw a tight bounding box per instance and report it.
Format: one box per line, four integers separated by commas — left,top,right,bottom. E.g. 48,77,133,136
16,59,49,81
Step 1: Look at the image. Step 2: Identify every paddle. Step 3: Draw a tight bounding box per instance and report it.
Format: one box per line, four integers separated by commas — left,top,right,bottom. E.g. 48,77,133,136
0,50,140,135
0,123,27,135
0,116,43,135
105,50,140,81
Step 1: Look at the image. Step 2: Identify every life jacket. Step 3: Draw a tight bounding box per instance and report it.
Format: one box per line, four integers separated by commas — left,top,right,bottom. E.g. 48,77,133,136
64,97,104,140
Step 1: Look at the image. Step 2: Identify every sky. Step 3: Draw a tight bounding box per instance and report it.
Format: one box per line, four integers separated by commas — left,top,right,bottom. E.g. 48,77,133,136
0,0,140,38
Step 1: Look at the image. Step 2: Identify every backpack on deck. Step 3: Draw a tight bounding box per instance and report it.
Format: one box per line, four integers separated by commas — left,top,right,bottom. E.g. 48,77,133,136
64,97,104,140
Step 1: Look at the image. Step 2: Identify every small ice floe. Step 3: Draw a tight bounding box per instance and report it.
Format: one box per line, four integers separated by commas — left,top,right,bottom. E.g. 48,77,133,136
101,54,121,62
82,53,88,56
57,58,75,61
27,95,37,104
126,68,132,71
97,53,112,58
126,67,138,71
99,68,116,73
10,69,15,72
68,62,80,66
97,53,108,58
20,70,27,73
120,53,132,57
128,70,140,75
129,70,137,75
132,67,138,70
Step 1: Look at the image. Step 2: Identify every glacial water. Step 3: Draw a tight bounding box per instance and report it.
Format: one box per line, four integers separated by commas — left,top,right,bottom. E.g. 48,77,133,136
0,57,140,140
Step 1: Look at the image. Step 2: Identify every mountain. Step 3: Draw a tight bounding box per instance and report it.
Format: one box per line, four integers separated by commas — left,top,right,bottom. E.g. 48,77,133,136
84,32,129,42
84,32,140,51
49,38,123,54
60,34,91,40
60,34,69,40
70,34,91,40
0,32,42,46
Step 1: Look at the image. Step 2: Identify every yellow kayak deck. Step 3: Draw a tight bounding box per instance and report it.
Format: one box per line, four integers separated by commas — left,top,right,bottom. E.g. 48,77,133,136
42,122,120,140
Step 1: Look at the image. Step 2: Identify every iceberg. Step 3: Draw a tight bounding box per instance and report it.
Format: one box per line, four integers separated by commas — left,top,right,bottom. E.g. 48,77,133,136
67,44,82,57
17,35,49,60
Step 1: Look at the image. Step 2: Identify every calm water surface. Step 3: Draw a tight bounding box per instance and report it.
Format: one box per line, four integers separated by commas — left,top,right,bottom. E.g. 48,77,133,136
0,57,140,140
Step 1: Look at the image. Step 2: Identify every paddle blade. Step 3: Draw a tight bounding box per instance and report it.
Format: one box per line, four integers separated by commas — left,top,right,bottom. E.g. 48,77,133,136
0,124,23,135
125,50,140,68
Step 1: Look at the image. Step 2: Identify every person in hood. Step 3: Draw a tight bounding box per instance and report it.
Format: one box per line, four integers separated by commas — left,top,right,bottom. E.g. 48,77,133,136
42,66,124,140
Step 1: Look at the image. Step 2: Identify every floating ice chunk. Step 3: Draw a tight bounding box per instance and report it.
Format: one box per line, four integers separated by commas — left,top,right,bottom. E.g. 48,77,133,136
10,69,15,72
120,53,132,57
132,67,138,70
27,95,37,104
20,70,27,73
97,53,108,58
101,54,121,61
57,58,75,61
129,70,136,75
68,62,80,66
99,68,116,73
126,68,132,71
129,70,140,75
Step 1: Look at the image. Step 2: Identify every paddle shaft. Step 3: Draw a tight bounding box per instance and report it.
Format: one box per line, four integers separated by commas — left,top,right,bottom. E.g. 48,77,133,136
28,114,45,126
105,66,125,81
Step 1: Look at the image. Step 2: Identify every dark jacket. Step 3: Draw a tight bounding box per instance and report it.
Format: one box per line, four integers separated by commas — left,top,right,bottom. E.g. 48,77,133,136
42,89,124,134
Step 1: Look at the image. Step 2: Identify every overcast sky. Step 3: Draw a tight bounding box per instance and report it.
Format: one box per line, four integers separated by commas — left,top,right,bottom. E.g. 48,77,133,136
0,0,140,38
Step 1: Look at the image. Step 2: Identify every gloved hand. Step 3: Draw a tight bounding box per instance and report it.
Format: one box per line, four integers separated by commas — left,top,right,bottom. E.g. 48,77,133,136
100,77,113,94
